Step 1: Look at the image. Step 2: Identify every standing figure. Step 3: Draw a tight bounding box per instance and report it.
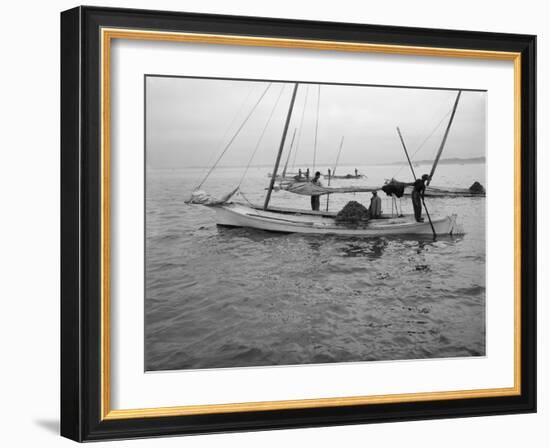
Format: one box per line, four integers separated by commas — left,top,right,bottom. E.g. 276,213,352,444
411,174,430,222
354,168,358,177
369,191,382,218
306,168,310,180
310,171,322,211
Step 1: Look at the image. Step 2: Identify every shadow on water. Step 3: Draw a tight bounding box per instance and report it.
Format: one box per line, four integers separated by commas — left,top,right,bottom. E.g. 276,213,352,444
215,225,287,243
304,237,323,253
339,237,388,259
215,224,465,251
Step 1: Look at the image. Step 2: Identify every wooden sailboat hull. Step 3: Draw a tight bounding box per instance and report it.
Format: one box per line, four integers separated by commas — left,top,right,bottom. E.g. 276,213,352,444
214,203,457,236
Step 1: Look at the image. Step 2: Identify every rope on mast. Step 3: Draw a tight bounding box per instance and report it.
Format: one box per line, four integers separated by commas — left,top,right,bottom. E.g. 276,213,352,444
313,84,321,172
281,128,297,178
332,136,345,175
291,85,310,170
238,84,286,187
196,82,272,189
391,109,451,179
192,85,255,191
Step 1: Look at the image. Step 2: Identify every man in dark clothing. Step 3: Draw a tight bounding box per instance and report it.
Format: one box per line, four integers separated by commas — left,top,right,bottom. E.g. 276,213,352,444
310,171,322,211
411,174,430,222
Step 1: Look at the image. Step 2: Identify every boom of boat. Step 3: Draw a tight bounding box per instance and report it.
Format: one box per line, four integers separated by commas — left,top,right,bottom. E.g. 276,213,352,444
403,185,485,198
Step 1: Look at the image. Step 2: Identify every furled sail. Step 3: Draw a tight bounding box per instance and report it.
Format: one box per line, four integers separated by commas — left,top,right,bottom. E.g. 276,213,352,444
186,187,239,205
284,181,378,196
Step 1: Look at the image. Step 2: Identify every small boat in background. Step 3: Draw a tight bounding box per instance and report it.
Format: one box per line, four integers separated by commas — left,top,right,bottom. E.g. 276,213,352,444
323,172,365,180
322,137,366,180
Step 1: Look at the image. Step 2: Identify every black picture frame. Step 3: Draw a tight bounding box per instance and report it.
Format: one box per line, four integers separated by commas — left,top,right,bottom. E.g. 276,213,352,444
61,5,536,442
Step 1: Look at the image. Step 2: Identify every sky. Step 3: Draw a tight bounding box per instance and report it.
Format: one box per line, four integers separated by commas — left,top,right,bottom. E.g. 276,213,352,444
145,76,486,170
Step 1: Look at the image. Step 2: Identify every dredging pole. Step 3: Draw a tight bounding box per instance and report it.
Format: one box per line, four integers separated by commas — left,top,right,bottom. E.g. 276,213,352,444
396,126,437,240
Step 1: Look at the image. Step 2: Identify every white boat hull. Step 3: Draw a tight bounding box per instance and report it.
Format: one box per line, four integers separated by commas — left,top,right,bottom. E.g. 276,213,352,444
214,203,457,236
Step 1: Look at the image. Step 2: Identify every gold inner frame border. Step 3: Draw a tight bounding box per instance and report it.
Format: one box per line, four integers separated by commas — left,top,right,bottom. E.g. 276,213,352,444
99,27,522,420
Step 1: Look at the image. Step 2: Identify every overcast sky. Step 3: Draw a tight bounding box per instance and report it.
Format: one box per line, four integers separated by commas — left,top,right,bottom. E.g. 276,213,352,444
145,76,486,169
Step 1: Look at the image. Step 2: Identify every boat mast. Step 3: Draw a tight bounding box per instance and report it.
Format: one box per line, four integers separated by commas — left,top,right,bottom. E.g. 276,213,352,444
427,90,462,185
264,83,300,210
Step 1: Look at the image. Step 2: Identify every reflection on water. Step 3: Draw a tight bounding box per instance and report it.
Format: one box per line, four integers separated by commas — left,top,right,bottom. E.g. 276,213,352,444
145,163,486,371
340,238,388,259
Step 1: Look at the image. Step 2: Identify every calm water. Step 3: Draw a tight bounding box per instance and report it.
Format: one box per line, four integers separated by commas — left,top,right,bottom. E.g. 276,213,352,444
145,163,486,371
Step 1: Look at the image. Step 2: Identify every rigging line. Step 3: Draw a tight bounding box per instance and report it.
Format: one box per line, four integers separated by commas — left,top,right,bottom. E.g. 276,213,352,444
313,84,321,172
281,128,297,178
238,84,286,187
291,85,310,170
196,82,272,189
332,136,345,175
238,190,256,208
391,108,452,179
192,84,255,191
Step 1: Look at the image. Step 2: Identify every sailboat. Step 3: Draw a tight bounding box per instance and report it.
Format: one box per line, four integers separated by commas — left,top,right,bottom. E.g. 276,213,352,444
190,83,462,237
214,203,457,236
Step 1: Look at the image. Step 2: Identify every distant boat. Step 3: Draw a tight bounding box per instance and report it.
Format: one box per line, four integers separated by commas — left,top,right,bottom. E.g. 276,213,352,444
266,172,300,182
267,171,299,178
323,137,366,180
323,173,365,180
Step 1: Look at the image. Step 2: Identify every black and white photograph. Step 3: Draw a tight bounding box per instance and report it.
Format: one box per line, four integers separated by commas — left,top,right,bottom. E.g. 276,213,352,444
144,76,487,371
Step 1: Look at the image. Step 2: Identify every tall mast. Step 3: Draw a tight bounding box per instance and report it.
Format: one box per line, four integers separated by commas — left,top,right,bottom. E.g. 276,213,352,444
427,90,462,185
264,83,300,210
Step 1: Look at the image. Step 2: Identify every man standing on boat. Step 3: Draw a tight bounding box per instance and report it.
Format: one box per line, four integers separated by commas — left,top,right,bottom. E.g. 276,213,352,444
369,191,382,218
411,174,431,222
310,171,323,211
